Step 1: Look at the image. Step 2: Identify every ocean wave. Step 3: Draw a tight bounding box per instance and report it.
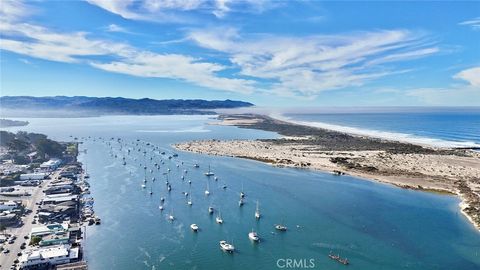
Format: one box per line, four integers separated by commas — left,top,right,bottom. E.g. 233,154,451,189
272,113,480,148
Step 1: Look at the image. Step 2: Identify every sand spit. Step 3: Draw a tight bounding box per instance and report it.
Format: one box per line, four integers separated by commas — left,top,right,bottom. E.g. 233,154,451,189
174,114,480,231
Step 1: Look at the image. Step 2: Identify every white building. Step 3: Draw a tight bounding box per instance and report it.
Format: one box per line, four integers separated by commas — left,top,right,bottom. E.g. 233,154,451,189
0,200,19,212
20,172,48,181
40,158,62,171
19,244,79,269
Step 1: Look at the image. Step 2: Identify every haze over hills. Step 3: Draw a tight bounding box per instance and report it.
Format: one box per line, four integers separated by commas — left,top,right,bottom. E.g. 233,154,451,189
0,96,254,117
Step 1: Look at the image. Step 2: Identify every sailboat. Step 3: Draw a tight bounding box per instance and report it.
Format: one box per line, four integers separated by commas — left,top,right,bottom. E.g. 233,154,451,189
255,201,261,219
216,212,223,224
143,167,147,183
187,190,193,206
208,206,214,214
168,209,175,221
248,229,260,242
84,163,90,179
240,183,245,198
238,198,244,207
204,165,214,176
205,181,210,196
149,187,153,195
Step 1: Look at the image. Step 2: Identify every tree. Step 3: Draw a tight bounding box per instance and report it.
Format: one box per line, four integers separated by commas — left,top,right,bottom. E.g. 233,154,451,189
7,139,29,152
30,235,41,246
35,138,65,158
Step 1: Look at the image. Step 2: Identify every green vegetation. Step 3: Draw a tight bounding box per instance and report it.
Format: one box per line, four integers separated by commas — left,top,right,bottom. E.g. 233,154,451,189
29,235,41,246
0,131,66,160
66,143,78,157
35,138,65,158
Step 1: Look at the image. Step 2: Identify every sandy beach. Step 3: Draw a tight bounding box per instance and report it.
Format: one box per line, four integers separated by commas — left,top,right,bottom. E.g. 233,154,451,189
175,114,480,231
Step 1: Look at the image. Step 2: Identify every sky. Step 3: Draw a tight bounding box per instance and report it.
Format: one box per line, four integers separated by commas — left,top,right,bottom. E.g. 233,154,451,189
0,0,479,106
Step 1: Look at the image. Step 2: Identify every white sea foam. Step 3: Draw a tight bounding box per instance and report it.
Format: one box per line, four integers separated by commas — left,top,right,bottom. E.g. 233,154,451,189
272,113,480,149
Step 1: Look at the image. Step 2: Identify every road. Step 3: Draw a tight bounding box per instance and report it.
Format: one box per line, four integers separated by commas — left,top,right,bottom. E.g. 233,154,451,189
0,171,59,269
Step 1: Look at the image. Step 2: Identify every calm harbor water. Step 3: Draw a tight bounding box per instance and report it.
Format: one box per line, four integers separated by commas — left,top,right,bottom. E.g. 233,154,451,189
2,115,480,270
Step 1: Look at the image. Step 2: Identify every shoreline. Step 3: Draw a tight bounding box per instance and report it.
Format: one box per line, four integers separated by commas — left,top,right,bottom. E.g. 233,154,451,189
174,114,480,232
268,113,480,149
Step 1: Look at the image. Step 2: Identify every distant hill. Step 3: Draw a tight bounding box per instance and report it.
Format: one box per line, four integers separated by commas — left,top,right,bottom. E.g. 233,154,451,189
0,119,29,127
0,96,254,117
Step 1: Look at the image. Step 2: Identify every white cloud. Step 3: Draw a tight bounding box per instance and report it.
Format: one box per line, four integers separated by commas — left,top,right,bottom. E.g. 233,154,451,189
212,0,230,18
459,17,480,30
86,0,273,21
105,23,129,33
0,22,133,63
454,66,480,87
91,52,256,94
188,28,439,97
0,0,257,94
404,67,480,105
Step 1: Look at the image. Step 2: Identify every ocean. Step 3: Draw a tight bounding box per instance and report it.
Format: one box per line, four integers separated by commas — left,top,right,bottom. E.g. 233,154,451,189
2,114,479,270
281,107,480,148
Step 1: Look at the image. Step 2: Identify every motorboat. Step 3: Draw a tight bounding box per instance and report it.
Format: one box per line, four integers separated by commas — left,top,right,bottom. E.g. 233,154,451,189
275,224,287,231
219,241,235,253
208,206,214,214
190,224,199,232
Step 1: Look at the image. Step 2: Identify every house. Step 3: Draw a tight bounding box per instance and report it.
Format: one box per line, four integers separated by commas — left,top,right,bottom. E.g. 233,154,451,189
30,222,70,246
0,200,19,212
42,194,78,205
18,244,79,269
40,158,62,171
27,151,38,161
0,212,19,226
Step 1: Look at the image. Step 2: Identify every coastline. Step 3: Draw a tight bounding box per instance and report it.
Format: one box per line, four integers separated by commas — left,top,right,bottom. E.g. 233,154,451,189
175,114,480,231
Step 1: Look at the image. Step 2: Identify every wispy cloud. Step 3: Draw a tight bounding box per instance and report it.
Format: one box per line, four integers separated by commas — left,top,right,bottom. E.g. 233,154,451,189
104,23,130,33
91,53,256,94
188,27,439,97
459,17,480,30
0,0,257,94
86,0,272,22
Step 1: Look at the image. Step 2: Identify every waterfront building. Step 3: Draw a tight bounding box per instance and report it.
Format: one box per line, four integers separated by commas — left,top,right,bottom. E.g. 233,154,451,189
18,244,79,269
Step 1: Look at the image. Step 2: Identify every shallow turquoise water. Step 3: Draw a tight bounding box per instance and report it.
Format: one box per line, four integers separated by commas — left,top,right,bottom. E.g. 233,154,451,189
3,115,480,270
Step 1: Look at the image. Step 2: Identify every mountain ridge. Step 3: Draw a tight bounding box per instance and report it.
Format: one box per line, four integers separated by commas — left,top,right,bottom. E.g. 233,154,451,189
0,96,254,117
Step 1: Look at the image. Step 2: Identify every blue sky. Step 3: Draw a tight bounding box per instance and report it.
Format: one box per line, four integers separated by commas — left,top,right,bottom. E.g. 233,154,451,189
1,0,479,106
